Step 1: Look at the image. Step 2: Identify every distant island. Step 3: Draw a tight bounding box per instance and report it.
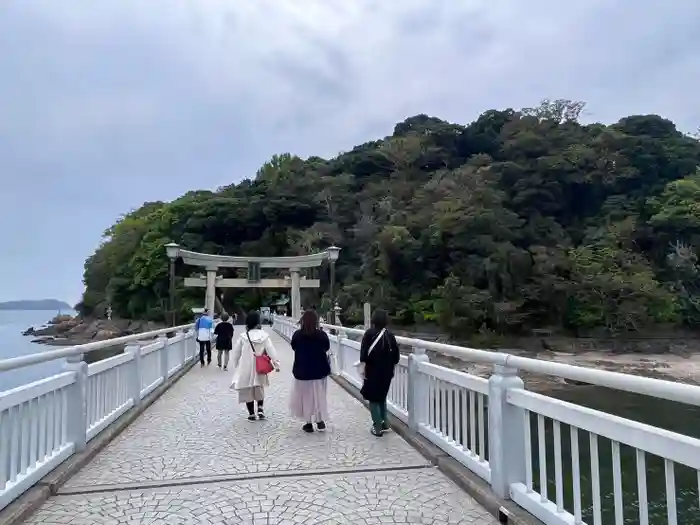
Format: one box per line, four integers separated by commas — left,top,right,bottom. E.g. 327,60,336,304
0,299,73,311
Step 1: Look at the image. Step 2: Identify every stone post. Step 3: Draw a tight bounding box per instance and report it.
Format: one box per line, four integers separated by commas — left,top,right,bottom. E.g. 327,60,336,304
63,355,88,452
407,346,429,432
488,365,526,498
363,302,371,329
205,269,217,316
126,343,142,407
179,330,187,367
187,329,196,361
159,335,169,382
290,268,301,321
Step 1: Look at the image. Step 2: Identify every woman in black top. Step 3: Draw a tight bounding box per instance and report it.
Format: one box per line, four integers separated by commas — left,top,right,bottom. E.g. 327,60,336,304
359,309,400,437
214,312,235,370
290,309,331,433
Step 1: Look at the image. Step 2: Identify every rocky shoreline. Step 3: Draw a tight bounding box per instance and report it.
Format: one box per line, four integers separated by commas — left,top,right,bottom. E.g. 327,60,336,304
428,348,700,393
23,314,166,347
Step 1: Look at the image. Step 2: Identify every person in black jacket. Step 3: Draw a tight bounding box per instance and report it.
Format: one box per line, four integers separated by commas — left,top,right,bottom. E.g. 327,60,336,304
359,309,400,437
215,312,235,370
290,309,331,433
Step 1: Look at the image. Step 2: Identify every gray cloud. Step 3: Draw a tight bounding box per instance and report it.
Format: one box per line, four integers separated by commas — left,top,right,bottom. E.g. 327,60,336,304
0,0,699,304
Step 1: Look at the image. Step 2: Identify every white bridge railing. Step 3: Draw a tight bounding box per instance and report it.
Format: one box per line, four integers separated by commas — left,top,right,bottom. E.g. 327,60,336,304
274,316,700,525
0,323,196,511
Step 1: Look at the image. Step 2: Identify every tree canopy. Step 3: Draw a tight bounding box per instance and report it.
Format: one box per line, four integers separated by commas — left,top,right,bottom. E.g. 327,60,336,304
77,100,700,337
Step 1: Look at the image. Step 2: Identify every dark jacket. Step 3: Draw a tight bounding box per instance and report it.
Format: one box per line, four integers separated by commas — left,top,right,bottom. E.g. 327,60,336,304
359,327,400,402
214,322,234,350
291,329,331,381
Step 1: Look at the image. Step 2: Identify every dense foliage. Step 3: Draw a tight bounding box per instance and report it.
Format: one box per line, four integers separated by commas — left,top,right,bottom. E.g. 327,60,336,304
77,100,700,337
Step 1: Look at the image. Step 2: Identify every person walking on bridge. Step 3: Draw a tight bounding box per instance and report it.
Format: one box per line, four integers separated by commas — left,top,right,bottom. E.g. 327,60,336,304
229,311,281,421
290,309,331,433
215,312,235,370
195,309,214,367
358,309,400,437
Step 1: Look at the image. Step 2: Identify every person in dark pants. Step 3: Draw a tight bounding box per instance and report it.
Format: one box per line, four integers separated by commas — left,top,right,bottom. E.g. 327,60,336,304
215,312,235,370
195,310,214,366
359,309,400,437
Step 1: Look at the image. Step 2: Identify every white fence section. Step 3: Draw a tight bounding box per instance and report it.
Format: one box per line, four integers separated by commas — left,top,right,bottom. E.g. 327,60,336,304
274,315,700,525
0,324,195,511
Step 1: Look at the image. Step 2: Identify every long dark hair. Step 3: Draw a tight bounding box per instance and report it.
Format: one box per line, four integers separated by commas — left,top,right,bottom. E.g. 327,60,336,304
371,309,389,330
299,309,319,335
245,311,261,331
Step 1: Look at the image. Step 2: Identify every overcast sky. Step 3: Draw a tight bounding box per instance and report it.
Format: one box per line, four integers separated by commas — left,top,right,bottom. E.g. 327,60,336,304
1,1,699,306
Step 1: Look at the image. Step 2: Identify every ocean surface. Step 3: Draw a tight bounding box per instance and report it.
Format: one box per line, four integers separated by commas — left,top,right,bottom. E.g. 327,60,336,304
0,309,75,391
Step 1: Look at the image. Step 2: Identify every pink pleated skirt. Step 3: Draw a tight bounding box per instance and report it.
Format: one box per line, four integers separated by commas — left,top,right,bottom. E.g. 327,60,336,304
290,378,329,422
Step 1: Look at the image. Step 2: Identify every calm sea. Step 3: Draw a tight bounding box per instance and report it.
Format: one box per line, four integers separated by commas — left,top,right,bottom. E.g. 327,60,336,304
0,310,75,392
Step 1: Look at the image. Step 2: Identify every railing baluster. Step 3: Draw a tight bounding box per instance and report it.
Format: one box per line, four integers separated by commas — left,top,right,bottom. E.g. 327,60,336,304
446,384,454,442
0,410,9,489
460,388,468,450
20,402,29,475
430,376,436,429
30,397,39,468
478,394,485,461
99,372,106,421
37,394,47,462
9,405,19,483
611,440,623,525
665,459,677,525
553,420,563,513
570,427,582,524
439,381,447,434
590,433,602,525
636,449,649,525
46,390,55,456
523,409,533,493
537,414,547,502
54,388,68,451
469,391,476,454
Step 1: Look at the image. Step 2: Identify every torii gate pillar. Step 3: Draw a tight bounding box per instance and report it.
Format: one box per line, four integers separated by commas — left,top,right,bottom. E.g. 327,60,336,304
290,269,302,321
205,269,217,317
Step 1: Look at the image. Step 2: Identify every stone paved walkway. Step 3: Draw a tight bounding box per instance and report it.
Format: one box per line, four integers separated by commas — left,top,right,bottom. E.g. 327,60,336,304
26,328,497,524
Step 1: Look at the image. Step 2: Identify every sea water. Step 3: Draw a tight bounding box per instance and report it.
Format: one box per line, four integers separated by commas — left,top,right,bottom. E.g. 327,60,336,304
0,310,73,391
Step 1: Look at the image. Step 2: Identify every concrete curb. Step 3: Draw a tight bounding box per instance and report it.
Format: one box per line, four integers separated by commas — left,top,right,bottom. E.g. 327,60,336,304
0,358,197,525
331,374,542,525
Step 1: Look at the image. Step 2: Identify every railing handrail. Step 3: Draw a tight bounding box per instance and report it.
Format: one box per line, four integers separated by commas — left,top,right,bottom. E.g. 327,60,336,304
273,316,700,407
0,323,194,373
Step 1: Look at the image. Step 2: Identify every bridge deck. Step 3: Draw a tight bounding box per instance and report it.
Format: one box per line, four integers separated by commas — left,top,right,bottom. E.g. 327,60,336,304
26,328,496,524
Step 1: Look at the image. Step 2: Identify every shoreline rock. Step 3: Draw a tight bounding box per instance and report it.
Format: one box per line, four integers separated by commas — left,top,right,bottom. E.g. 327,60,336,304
22,315,167,347
428,348,700,393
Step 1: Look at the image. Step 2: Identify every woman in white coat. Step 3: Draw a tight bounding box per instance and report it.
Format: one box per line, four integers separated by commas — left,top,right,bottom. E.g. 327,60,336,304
229,311,281,421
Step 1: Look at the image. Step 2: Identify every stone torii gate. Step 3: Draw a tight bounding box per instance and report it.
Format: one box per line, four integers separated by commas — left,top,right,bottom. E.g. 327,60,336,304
165,245,339,320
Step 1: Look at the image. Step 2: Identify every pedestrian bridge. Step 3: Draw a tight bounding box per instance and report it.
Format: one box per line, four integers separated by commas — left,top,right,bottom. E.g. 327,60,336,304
1,317,699,525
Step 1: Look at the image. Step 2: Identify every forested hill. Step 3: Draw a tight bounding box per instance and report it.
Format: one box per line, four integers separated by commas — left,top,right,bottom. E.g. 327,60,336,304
0,299,72,311
78,100,700,337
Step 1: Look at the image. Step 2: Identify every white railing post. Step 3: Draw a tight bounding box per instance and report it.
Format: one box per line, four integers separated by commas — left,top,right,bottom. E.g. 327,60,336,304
336,326,346,373
186,330,194,361
407,346,429,432
488,364,526,498
63,354,88,452
159,335,169,381
180,330,187,365
126,343,142,407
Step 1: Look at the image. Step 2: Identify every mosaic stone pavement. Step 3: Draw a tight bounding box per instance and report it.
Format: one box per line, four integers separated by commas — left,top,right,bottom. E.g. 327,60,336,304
25,328,497,524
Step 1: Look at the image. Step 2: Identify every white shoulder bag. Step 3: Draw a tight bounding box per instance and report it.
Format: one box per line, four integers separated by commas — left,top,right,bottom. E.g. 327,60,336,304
353,329,386,378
